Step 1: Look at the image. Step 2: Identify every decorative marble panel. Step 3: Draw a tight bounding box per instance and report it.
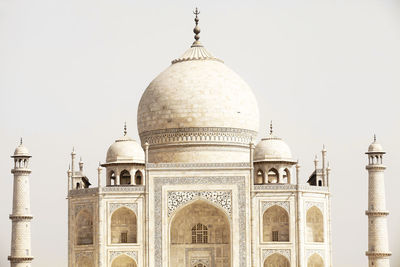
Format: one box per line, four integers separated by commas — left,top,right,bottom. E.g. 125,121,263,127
109,203,138,215
154,176,246,267
262,249,291,262
167,190,232,217
109,250,138,263
262,201,290,213
74,203,93,217
75,250,93,261
147,162,250,169
190,258,210,266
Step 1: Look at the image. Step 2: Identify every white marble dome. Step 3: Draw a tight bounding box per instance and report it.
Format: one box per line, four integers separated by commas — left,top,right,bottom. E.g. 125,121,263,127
106,135,145,164
368,141,384,153
13,143,30,157
137,46,259,137
254,135,294,162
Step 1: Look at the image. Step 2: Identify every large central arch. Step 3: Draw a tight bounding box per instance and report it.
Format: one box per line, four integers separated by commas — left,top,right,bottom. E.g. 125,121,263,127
170,200,231,267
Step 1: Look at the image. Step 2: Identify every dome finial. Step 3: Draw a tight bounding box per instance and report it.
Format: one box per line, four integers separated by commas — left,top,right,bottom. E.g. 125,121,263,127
20,137,23,145
124,122,127,136
192,8,202,47
374,134,376,142
269,121,273,135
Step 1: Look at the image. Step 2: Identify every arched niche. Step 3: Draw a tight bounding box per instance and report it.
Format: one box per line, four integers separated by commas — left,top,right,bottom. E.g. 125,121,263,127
111,207,137,243
264,253,290,267
255,169,264,184
135,170,143,185
283,168,291,184
111,254,137,267
109,171,116,185
76,210,93,245
306,206,324,242
263,205,289,242
307,253,324,267
267,168,279,183
77,256,94,267
170,200,231,267
120,170,131,185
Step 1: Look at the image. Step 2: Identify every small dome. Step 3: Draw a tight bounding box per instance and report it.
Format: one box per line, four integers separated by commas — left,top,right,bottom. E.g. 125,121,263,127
106,135,145,164
13,143,30,157
254,135,294,162
368,136,384,153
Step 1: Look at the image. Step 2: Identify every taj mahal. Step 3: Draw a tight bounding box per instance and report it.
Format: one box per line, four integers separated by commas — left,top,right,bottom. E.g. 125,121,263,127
6,9,392,267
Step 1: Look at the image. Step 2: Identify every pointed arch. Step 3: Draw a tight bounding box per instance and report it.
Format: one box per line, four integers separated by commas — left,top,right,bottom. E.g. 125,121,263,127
170,200,231,266
255,169,264,184
111,207,137,243
264,253,290,267
283,168,291,184
267,168,279,183
111,254,137,267
307,253,324,267
76,209,93,245
263,205,289,242
120,170,131,185
135,170,143,185
306,206,324,242
109,171,116,185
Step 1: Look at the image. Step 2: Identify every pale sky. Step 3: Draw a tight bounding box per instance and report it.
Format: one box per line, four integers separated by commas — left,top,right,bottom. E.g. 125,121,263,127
0,0,399,266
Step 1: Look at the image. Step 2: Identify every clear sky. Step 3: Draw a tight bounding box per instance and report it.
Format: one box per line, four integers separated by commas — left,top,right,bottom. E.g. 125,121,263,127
0,0,399,266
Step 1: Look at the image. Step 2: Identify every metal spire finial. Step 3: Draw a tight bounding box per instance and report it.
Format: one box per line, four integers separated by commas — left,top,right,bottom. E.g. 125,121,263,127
20,137,23,145
269,121,273,135
124,122,127,136
193,8,201,43
374,134,376,142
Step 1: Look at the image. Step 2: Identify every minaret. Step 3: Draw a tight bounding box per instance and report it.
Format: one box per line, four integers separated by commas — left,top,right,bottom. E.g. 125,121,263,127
8,139,34,267
366,135,391,267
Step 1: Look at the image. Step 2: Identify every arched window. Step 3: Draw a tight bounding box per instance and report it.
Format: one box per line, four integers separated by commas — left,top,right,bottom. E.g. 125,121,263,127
283,168,291,184
263,205,289,242
76,183,81,189
264,253,290,267
170,200,230,266
255,169,264,184
267,168,279,183
120,170,131,185
111,254,137,267
76,210,93,245
306,206,324,242
191,223,208,244
111,207,137,243
307,253,324,267
135,170,142,185
194,264,206,267
110,171,116,185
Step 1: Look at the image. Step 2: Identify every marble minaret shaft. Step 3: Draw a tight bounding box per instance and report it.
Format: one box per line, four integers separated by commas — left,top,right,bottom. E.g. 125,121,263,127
366,137,391,267
8,141,34,267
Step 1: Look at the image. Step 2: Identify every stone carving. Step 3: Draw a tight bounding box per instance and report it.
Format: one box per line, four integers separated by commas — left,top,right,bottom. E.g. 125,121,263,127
69,187,98,197
305,201,324,212
154,176,246,267
75,250,93,261
306,249,324,260
262,201,290,213
147,162,250,169
74,203,93,217
190,258,210,266
102,186,145,192
262,249,291,262
109,203,138,215
109,250,138,263
140,127,257,146
254,184,329,193
168,191,232,217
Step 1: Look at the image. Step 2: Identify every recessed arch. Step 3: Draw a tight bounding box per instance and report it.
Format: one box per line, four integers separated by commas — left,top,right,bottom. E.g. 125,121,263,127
306,206,324,242
111,254,137,267
120,170,131,185
263,205,289,242
170,200,231,267
111,207,137,244
267,168,279,183
109,171,116,185
76,209,93,245
307,253,324,267
283,168,291,184
135,170,143,185
255,169,264,184
264,253,290,267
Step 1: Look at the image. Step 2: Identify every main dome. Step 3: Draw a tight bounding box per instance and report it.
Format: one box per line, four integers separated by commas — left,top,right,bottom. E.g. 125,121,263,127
137,51,259,135
136,16,259,163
